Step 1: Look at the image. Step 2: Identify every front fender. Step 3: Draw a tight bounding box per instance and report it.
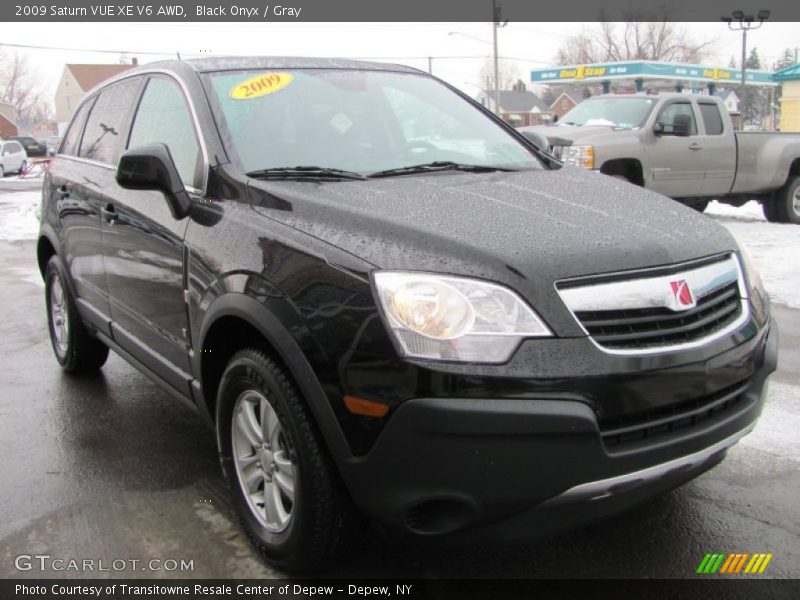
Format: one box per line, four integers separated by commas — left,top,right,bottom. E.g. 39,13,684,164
195,289,354,465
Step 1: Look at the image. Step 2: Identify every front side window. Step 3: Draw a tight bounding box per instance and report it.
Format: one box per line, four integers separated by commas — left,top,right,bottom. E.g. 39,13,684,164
656,102,698,135
204,69,545,175
698,103,724,135
79,78,139,164
128,77,202,189
60,98,95,156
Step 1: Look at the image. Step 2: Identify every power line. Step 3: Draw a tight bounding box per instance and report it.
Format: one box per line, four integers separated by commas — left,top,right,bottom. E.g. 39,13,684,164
0,42,552,65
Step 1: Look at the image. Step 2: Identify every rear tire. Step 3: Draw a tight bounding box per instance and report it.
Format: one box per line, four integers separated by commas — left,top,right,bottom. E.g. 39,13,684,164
217,348,360,572
774,177,800,224
45,255,109,373
762,199,783,223
18,160,27,174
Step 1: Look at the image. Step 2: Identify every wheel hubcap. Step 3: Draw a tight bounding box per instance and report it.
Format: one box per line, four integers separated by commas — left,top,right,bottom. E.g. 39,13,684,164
231,389,295,532
792,187,800,217
50,276,69,355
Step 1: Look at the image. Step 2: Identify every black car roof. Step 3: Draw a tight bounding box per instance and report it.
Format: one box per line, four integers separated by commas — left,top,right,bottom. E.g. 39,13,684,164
139,56,423,74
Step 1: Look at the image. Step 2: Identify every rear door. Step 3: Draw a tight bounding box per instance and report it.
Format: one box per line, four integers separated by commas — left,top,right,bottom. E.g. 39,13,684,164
103,75,205,397
46,95,118,335
696,100,736,196
646,99,704,198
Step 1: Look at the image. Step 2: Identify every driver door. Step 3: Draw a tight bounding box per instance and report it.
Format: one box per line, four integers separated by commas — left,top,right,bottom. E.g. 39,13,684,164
646,100,705,199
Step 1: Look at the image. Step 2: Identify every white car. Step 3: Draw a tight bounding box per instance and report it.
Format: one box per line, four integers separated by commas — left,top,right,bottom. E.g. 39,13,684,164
0,139,28,177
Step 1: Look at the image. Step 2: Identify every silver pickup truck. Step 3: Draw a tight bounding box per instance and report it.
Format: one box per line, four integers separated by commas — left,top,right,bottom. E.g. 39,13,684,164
521,93,800,223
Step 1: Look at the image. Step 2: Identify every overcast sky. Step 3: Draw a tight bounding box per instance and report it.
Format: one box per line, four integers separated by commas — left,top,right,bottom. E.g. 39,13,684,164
2,21,798,105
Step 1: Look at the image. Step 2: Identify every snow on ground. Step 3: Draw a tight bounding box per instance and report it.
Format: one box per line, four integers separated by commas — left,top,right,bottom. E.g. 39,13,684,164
706,200,800,309
0,189,41,242
0,188,798,308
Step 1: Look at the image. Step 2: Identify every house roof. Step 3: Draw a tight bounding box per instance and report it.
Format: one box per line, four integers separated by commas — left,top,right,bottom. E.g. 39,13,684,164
718,90,739,101
493,90,549,113
549,92,577,109
773,63,800,81
66,64,136,91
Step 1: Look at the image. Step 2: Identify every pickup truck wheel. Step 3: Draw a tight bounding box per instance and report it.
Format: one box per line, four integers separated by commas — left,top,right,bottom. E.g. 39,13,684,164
776,177,800,224
217,348,359,572
686,199,709,213
762,200,782,223
45,256,110,373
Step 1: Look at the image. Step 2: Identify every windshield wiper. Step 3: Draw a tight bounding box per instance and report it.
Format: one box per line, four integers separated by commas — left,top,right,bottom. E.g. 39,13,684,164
246,166,367,181
368,161,514,179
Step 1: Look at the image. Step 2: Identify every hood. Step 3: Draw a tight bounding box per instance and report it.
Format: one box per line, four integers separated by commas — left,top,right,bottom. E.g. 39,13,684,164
521,123,633,146
248,168,738,334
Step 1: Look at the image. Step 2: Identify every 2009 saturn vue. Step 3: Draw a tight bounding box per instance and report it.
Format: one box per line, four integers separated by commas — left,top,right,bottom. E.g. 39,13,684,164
38,57,777,571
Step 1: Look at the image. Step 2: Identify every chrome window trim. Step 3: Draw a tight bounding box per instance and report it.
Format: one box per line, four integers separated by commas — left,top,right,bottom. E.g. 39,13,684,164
55,68,210,195
556,253,750,356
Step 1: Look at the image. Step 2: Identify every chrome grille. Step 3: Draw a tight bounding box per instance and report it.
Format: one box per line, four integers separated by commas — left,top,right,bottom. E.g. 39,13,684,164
558,254,748,354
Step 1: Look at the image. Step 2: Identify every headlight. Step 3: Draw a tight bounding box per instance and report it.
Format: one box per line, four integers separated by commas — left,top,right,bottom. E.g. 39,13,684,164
553,145,594,168
373,272,552,363
739,244,769,323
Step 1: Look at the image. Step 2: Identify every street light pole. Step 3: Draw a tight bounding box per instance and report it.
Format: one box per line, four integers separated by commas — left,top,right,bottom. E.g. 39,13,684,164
492,11,500,116
722,10,770,131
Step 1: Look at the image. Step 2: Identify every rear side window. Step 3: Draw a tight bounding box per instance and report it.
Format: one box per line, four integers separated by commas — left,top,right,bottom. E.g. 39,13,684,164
699,103,724,135
79,78,139,164
60,99,95,156
128,77,202,189
7,142,22,153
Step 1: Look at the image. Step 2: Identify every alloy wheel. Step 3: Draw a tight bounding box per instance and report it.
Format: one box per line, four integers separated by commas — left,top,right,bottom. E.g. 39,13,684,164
231,389,296,533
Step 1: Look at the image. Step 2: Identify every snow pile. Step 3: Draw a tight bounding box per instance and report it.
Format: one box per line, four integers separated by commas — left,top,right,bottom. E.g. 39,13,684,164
707,200,800,309
0,190,42,242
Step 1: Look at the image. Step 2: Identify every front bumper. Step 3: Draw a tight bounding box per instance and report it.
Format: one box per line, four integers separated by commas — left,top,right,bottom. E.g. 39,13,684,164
339,320,777,542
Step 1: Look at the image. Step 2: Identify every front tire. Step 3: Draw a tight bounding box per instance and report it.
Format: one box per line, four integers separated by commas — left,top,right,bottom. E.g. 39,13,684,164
775,177,800,224
45,255,109,373
217,348,359,572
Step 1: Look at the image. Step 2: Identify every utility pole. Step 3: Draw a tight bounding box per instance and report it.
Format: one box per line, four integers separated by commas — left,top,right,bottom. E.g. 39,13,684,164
722,10,770,130
492,0,501,116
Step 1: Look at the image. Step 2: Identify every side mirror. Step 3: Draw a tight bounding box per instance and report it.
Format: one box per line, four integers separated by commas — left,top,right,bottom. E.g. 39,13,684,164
520,130,550,153
552,114,559,123
652,122,664,135
116,143,192,219
672,114,692,137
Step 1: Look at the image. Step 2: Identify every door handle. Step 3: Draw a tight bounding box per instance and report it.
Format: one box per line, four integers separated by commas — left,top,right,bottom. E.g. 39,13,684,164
101,203,118,225
689,143,702,150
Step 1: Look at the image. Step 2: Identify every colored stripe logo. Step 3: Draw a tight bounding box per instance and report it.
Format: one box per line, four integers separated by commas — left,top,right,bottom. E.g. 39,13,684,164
696,553,773,574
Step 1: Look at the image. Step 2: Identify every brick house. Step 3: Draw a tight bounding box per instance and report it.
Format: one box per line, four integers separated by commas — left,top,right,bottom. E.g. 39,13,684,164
0,101,18,138
475,87,552,126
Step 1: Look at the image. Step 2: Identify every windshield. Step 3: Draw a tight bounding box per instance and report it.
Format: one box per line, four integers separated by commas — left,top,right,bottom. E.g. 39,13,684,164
559,97,656,129
204,69,544,175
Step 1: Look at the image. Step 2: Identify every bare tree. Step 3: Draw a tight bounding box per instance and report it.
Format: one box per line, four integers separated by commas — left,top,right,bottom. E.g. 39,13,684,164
479,58,521,92
554,10,716,65
0,51,46,123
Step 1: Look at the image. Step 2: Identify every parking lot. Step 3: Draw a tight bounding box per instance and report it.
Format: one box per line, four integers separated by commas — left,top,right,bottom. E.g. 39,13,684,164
0,177,798,579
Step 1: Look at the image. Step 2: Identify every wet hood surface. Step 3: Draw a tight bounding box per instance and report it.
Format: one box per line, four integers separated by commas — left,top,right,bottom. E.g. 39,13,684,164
249,167,738,285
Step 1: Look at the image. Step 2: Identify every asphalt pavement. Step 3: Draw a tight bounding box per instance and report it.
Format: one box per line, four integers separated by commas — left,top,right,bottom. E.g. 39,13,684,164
0,184,797,580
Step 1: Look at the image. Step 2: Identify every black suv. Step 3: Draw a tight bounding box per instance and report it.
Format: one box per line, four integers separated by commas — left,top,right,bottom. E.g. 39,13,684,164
38,58,777,571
